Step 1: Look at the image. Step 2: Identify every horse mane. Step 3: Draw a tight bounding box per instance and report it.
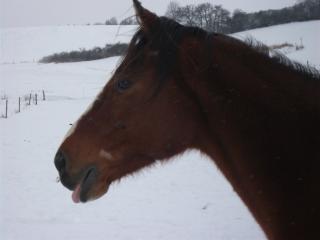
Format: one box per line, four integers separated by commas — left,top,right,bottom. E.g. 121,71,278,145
122,16,320,87
243,37,320,81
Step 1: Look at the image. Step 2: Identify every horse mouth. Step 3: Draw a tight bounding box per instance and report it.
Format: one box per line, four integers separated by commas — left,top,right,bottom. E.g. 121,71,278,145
72,167,97,203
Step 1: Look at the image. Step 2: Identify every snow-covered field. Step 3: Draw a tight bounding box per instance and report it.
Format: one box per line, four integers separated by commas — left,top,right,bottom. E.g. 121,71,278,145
1,25,137,63
1,20,319,240
233,20,320,68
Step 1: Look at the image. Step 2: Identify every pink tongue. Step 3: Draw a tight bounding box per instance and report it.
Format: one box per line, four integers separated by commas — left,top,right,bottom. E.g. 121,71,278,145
72,184,81,203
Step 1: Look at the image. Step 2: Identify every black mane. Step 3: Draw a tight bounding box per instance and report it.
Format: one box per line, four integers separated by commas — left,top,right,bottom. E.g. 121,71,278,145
122,16,320,83
244,37,320,81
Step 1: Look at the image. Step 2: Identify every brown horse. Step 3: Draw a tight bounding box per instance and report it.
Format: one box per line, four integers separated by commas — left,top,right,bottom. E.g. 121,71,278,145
54,1,320,239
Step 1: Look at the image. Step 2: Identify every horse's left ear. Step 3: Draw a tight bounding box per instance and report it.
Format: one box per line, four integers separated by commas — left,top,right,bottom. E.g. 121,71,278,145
133,0,159,33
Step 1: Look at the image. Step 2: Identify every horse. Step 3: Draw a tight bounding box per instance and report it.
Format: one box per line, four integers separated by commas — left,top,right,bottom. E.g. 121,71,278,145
54,1,320,239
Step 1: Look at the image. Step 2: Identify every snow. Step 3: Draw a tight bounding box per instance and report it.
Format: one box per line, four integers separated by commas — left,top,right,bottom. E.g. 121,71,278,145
1,20,319,240
0,25,137,63
233,20,320,68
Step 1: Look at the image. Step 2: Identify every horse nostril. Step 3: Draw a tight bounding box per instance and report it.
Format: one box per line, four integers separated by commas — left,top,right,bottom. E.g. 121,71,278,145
54,150,67,173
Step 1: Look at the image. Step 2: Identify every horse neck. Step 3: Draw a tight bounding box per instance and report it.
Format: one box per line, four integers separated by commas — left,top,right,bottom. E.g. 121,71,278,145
179,35,320,239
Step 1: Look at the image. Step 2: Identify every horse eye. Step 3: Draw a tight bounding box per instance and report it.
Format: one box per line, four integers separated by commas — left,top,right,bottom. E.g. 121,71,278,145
116,79,132,92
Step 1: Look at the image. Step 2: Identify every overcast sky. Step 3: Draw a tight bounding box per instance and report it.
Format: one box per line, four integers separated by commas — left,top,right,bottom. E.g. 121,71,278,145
1,0,297,28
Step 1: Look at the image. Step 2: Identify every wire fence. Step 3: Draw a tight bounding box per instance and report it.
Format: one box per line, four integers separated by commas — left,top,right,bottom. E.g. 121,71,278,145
1,90,46,119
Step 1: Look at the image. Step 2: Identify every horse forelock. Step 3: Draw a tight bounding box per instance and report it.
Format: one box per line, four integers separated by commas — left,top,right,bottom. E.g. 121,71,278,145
118,16,209,97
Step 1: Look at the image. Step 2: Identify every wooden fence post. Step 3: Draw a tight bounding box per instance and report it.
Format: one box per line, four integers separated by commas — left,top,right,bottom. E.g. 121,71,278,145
42,90,46,101
28,93,32,105
5,100,8,118
18,97,21,113
35,94,38,105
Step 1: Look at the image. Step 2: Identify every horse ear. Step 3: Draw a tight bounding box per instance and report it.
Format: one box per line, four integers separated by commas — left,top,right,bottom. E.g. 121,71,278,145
133,0,158,32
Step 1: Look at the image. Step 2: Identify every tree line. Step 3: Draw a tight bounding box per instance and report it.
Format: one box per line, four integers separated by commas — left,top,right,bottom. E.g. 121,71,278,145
104,0,319,34
165,0,320,33
40,0,319,63
39,44,128,63
105,16,137,25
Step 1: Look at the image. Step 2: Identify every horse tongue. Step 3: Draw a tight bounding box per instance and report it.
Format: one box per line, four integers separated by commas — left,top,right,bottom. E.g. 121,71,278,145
72,184,81,203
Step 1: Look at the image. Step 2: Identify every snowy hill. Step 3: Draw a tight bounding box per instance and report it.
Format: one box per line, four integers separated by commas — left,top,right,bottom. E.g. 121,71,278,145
0,25,137,63
0,20,319,240
1,20,319,66
232,20,320,68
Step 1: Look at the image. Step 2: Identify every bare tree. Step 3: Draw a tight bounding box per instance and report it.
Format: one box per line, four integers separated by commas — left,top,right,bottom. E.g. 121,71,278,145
165,1,180,19
212,5,231,33
179,5,198,26
120,17,138,25
105,17,118,25
194,3,214,30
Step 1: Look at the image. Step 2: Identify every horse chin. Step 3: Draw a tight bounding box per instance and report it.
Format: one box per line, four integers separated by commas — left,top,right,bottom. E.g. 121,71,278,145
71,167,110,203
80,182,110,203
